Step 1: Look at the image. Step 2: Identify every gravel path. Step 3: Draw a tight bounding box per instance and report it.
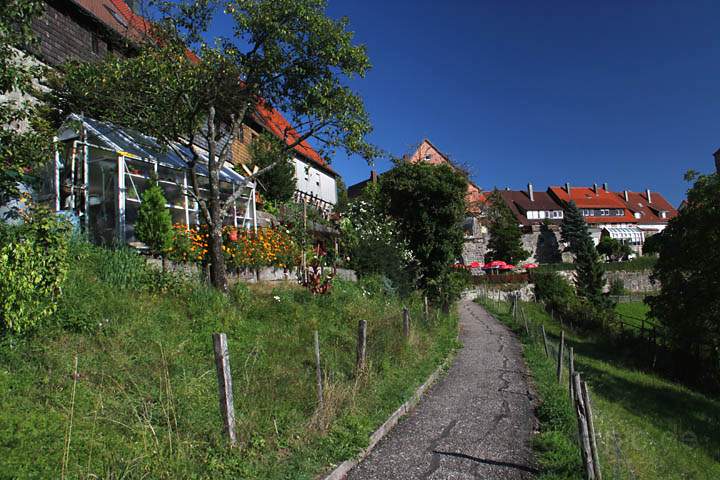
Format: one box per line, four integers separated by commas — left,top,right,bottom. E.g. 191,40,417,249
346,299,537,480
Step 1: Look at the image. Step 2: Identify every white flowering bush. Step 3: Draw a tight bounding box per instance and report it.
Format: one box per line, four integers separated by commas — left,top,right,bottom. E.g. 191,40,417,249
341,197,417,294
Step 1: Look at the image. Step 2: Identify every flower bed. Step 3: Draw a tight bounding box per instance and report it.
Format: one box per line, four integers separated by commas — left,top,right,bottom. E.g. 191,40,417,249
168,224,300,269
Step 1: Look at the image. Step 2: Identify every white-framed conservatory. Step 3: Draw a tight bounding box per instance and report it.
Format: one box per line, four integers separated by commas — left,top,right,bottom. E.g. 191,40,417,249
54,114,257,245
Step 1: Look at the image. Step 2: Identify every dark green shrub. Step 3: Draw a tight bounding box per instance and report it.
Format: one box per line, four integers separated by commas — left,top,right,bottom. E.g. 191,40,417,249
425,268,471,311
609,277,625,296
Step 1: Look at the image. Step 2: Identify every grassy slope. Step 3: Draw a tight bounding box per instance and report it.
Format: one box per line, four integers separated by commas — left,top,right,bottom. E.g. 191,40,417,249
485,297,720,480
0,245,458,479
615,301,651,321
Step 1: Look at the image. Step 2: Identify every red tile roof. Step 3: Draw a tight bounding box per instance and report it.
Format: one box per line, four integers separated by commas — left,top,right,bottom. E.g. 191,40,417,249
616,191,678,224
548,186,637,223
254,101,334,174
88,0,327,172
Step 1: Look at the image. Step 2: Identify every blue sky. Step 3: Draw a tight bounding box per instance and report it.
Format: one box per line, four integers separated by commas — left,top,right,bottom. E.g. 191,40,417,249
220,1,720,206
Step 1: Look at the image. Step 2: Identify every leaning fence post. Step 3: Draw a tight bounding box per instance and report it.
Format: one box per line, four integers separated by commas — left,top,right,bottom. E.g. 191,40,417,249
569,347,575,402
581,381,602,480
424,296,429,322
573,373,595,479
356,320,367,372
314,330,323,410
402,307,410,339
212,333,237,446
541,325,549,357
557,330,565,383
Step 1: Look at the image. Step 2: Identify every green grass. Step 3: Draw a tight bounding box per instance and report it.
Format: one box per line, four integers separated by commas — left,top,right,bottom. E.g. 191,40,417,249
615,301,651,321
482,297,720,480
0,244,459,479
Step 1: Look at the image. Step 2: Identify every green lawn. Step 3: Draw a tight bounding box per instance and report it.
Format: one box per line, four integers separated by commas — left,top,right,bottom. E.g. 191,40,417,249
0,244,459,479
481,298,720,480
615,301,651,321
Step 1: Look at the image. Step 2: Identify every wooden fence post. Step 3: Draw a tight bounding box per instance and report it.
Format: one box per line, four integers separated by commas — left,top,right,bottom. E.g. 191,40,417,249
402,307,410,339
212,333,237,446
356,320,367,372
314,330,323,409
557,330,565,383
541,325,549,357
581,381,602,480
424,296,429,322
573,373,595,479
569,347,575,402
521,306,530,336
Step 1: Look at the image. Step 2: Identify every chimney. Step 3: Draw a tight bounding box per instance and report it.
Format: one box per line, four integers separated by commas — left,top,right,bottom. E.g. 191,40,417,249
714,148,720,173
603,182,608,191
565,182,571,194
646,188,652,203
593,183,598,194
370,169,378,183
528,183,534,202
623,190,629,202
505,186,510,191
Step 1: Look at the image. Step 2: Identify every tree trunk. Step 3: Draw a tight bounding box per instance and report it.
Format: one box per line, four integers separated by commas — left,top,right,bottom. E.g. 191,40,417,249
209,222,227,292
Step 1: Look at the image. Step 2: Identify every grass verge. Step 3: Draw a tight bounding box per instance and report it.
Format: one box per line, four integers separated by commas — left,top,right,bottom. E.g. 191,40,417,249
0,243,459,479
482,296,720,479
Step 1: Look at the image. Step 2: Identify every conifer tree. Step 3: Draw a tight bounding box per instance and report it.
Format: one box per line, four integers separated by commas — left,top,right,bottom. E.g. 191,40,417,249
485,190,529,264
561,201,589,255
135,181,173,267
575,238,605,300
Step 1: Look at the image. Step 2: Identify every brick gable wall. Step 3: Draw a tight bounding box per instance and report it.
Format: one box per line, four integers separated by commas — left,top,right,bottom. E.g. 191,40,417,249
31,0,129,66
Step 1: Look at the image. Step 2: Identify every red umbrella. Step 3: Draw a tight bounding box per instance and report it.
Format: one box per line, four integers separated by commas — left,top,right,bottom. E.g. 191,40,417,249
523,263,539,269
500,263,515,270
483,260,507,269
469,261,481,268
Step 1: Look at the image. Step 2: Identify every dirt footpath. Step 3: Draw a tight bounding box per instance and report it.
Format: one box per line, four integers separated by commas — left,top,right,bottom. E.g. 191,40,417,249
346,299,537,480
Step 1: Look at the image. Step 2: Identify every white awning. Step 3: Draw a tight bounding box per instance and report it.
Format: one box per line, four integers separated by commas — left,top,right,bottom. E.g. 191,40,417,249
603,226,645,244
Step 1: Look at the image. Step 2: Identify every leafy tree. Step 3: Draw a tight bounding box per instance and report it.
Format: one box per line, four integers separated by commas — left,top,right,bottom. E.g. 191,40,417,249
54,0,376,291
0,0,53,207
642,231,664,256
648,172,720,361
485,190,529,264
334,176,349,213
135,180,173,266
248,133,295,203
379,162,467,297
597,236,631,262
561,201,589,255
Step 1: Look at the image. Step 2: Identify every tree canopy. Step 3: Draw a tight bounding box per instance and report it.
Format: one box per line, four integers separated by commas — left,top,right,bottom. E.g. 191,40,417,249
379,162,467,290
249,133,295,203
561,201,590,255
0,0,52,207
648,172,720,354
54,0,377,289
484,190,529,264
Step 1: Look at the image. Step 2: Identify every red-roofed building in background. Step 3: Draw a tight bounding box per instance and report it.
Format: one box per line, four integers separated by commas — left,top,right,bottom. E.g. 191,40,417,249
615,189,677,235
30,0,339,214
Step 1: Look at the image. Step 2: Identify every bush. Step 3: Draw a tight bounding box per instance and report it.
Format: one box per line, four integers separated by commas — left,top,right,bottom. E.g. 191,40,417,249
0,208,71,335
609,277,625,296
425,268,471,312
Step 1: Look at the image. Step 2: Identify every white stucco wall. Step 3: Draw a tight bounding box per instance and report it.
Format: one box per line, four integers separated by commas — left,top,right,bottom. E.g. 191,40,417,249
293,157,337,205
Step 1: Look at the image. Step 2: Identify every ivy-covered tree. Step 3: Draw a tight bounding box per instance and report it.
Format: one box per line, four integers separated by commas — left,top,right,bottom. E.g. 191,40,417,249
379,162,467,293
485,190,529,264
54,0,377,291
561,201,589,255
135,181,173,268
648,172,720,363
0,0,53,208
248,133,295,203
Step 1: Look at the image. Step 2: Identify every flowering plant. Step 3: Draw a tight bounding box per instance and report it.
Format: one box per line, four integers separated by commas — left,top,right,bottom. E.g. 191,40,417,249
167,224,299,269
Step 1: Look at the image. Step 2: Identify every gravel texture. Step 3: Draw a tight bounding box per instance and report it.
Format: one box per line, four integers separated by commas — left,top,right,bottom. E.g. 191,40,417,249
346,299,538,479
